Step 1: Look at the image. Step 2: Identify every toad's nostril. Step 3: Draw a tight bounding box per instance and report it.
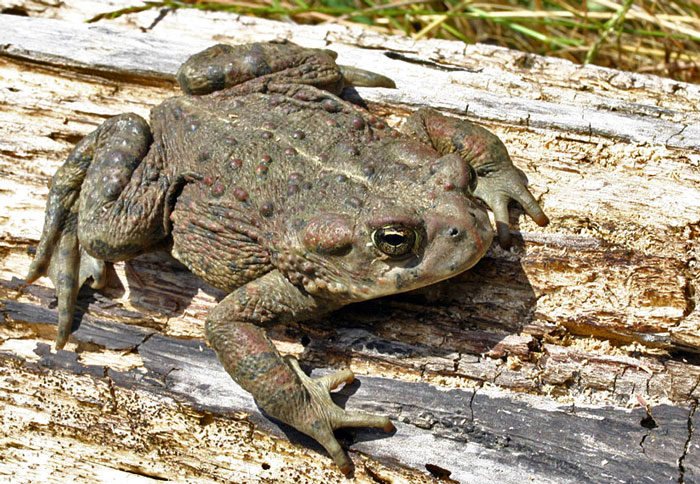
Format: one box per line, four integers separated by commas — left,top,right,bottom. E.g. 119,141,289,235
448,227,460,237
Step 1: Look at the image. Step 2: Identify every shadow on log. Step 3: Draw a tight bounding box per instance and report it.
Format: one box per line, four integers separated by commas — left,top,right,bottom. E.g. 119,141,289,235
0,4,699,483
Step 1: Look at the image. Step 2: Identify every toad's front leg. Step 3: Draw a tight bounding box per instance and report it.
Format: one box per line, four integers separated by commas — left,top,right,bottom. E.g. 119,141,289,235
206,269,394,475
403,108,549,248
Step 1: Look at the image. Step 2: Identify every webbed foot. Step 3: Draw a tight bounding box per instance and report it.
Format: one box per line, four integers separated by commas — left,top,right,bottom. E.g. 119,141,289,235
26,136,107,349
473,164,549,248
285,356,394,475
27,229,106,348
402,107,549,248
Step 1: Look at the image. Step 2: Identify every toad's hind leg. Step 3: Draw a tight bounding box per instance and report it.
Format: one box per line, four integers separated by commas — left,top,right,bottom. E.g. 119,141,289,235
176,42,395,96
27,113,170,348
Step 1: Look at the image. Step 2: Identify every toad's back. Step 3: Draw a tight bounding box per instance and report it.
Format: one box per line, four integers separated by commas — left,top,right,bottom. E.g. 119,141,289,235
154,87,440,292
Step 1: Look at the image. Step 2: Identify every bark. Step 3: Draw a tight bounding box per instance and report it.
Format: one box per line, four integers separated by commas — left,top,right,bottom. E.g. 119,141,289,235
0,2,699,483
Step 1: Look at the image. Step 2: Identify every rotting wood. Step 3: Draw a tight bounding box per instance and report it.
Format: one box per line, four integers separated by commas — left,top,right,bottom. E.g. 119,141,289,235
1,298,698,484
0,4,699,483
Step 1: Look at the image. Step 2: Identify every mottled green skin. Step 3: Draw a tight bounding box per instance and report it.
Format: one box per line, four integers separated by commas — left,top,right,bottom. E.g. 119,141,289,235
27,41,548,475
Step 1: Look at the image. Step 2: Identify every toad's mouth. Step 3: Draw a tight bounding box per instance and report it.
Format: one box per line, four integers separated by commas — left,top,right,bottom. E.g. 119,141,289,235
363,195,493,298
367,231,492,298
375,242,489,294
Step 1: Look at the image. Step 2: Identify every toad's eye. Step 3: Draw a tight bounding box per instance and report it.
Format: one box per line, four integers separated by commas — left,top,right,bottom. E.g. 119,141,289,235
371,225,418,258
467,164,478,193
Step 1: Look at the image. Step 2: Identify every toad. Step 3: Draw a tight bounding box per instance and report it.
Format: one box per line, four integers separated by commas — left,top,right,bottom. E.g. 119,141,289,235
27,42,548,474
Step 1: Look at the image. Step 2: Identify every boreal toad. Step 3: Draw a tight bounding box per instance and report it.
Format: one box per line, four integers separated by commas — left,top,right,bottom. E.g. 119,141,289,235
27,41,548,474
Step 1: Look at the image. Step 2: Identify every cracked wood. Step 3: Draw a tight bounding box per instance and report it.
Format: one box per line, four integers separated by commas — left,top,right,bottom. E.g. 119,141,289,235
0,3,699,483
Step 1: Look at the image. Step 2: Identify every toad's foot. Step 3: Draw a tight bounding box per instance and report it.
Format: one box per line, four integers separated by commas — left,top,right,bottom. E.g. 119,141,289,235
206,272,395,475
284,356,394,475
25,132,108,348
472,165,549,248
26,113,168,348
339,65,396,89
177,42,396,97
27,227,106,348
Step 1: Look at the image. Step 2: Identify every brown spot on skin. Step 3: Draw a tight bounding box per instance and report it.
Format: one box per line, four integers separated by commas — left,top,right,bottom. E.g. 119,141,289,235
260,202,274,217
203,176,213,186
199,151,211,163
231,158,243,169
233,187,249,201
287,184,300,196
325,119,339,128
261,131,273,139
291,130,305,140
318,154,328,163
346,197,363,208
260,155,272,165
288,172,303,184
322,99,339,113
208,221,224,232
212,184,225,196
255,164,268,176
351,116,365,130
284,147,297,156
263,122,275,130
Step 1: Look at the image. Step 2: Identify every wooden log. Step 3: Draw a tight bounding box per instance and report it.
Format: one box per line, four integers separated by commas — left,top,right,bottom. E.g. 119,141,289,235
0,3,699,482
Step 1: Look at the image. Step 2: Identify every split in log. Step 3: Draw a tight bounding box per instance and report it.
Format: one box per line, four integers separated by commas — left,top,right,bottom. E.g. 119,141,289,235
0,3,699,482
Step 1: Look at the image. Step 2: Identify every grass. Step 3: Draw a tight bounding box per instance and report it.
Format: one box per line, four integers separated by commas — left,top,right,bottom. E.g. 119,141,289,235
90,0,700,82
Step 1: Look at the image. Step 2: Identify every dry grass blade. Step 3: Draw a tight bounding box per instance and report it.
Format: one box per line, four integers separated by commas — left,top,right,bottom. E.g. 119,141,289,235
585,0,634,64
89,0,700,82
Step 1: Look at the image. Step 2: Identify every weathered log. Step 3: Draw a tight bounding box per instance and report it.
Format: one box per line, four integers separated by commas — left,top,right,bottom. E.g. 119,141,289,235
0,2,699,482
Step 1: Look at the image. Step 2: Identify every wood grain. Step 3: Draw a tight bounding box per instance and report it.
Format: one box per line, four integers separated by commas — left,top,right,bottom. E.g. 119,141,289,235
1,3,699,482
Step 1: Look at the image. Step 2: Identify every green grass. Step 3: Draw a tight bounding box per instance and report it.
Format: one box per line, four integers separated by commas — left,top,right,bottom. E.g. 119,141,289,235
90,0,700,82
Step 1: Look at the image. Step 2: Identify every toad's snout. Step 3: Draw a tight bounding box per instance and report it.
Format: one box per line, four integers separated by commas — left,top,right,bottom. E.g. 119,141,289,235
421,191,493,280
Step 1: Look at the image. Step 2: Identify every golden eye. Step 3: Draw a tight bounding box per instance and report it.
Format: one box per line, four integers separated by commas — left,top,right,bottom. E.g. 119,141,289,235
467,164,478,193
371,225,418,258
